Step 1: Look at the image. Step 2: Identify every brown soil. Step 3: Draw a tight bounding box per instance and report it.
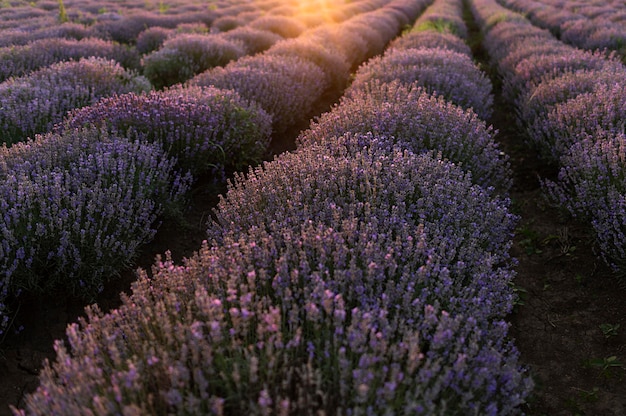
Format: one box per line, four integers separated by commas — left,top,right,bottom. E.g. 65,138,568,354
2,17,626,416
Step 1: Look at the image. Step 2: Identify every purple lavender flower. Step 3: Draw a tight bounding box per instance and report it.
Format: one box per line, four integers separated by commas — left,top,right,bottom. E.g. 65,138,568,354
0,37,141,82
62,85,272,177
142,33,245,89
348,47,494,119
0,126,191,299
0,57,150,146
190,54,328,134
299,81,510,192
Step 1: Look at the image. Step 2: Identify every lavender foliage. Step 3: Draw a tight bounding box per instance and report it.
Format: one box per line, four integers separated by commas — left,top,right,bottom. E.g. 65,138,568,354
15,140,530,415
62,85,272,177
0,127,191,300
189,54,328,134
388,30,473,56
0,57,150,146
348,47,494,119
543,132,626,274
0,37,140,82
299,81,510,192
220,27,283,55
142,34,245,89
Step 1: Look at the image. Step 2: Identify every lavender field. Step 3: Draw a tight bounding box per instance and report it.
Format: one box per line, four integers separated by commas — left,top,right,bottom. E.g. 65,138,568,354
0,0,625,414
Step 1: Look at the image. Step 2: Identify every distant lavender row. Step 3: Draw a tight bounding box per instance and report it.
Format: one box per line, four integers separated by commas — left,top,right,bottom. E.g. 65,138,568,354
0,127,192,335
16,134,532,415
190,0,430,134
62,85,273,178
497,0,626,57
469,0,626,275
0,57,150,146
0,37,141,83
346,0,494,120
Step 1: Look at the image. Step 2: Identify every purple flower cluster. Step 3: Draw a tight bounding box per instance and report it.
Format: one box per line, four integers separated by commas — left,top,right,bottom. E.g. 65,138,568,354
220,27,283,55
389,30,473,55
0,37,141,82
348,47,494,119
142,33,246,89
412,0,469,39
543,132,626,273
16,138,531,415
0,126,191,303
135,26,173,55
0,22,93,48
470,0,626,274
498,0,626,55
62,85,272,177
299,81,511,192
190,54,328,134
248,15,306,38
0,57,150,146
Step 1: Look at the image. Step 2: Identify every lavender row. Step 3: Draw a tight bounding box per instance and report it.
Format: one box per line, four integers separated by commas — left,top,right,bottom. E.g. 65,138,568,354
496,0,626,57
468,0,626,275
189,0,429,134
15,135,531,415
0,37,141,83
0,57,150,146
300,0,509,192
346,0,494,120
62,85,273,178
0,127,192,337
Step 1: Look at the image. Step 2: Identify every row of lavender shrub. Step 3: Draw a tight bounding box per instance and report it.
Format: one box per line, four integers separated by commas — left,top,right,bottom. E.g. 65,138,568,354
15,135,532,415
0,37,141,83
469,0,626,275
188,0,430,134
0,57,150,147
14,0,532,412
0,127,192,323
62,85,273,178
496,0,626,58
0,82,274,337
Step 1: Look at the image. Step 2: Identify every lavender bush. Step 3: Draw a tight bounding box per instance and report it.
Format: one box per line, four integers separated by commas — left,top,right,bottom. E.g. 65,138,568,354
348,47,494,119
249,15,306,38
0,57,150,146
530,82,626,160
299,81,510,192
62,85,272,177
266,37,351,90
190,54,328,134
135,27,173,55
142,34,245,89
543,132,626,274
210,134,517,278
0,37,140,82
220,27,283,55
388,30,472,56
14,141,531,415
0,127,191,301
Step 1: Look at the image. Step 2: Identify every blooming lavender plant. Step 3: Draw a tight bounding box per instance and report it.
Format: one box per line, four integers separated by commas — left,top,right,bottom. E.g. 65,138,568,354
249,15,306,38
142,34,245,89
389,30,473,56
135,26,174,55
0,127,191,300
299,81,510,192
220,27,283,55
62,85,272,177
189,54,328,134
14,141,530,415
0,57,150,146
0,37,140,82
348,47,494,119
266,37,351,90
530,82,626,160
543,132,626,274
210,133,517,278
